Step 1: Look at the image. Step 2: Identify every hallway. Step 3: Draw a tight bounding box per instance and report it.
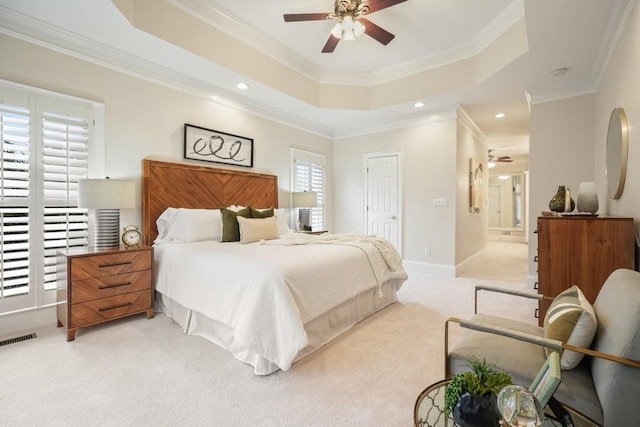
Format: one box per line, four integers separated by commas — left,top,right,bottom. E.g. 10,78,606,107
459,240,529,284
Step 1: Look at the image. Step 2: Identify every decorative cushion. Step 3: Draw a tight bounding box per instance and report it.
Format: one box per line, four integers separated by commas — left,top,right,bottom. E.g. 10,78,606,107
273,208,292,235
237,216,279,244
250,207,274,218
544,286,597,369
220,207,251,242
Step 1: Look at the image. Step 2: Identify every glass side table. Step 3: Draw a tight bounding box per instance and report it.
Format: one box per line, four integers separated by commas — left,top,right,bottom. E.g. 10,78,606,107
414,379,597,427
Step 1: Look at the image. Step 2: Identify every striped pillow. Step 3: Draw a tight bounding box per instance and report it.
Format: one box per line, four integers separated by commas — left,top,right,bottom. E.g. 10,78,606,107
544,286,597,369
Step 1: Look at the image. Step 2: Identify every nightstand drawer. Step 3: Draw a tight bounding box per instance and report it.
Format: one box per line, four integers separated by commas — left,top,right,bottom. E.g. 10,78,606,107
71,270,152,304
71,251,152,280
70,290,152,328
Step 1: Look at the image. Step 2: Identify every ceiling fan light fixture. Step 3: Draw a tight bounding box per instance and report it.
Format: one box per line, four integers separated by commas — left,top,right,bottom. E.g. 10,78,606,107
488,161,496,169
331,22,343,38
353,19,365,36
342,15,354,31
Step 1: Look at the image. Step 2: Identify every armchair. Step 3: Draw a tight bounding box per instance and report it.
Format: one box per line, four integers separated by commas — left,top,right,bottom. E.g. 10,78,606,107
445,268,640,426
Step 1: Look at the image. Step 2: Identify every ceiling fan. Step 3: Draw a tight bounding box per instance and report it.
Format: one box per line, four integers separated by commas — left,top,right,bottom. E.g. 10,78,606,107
284,0,408,53
488,149,513,167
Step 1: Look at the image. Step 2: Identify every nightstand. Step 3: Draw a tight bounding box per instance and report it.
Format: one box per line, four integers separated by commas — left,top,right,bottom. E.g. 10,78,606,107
56,245,154,341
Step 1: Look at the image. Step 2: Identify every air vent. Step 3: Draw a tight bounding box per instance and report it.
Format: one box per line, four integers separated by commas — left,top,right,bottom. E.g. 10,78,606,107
0,332,37,347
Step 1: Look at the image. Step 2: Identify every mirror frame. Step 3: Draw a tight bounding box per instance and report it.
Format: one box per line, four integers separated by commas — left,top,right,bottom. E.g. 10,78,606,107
606,107,628,200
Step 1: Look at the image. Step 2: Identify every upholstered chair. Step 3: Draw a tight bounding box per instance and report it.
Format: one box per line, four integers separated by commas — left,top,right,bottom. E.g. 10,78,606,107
445,268,640,426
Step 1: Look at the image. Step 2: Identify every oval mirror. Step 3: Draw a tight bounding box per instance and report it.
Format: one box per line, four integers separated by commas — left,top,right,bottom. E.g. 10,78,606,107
606,108,628,199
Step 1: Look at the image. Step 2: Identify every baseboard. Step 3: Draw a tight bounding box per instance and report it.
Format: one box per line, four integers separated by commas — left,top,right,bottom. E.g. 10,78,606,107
403,260,456,277
0,305,57,339
455,246,489,276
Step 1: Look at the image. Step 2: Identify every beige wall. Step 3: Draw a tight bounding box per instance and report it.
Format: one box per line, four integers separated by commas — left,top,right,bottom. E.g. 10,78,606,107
595,1,640,220
333,110,488,276
333,116,458,272
528,2,640,279
0,34,333,231
528,94,596,275
455,119,489,268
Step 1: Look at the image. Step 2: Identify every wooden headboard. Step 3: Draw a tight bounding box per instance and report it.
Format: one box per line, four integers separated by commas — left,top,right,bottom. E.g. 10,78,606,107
142,159,278,245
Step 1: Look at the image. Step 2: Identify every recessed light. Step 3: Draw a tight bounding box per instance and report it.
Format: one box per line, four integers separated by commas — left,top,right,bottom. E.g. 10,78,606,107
236,82,249,90
494,112,505,119
550,67,568,77
414,101,424,108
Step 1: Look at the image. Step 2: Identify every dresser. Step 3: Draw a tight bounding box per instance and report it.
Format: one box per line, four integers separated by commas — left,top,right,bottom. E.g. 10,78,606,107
56,245,154,341
536,216,635,325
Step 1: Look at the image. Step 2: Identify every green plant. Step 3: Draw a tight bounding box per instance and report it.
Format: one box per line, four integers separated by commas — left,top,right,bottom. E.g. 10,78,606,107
444,357,512,415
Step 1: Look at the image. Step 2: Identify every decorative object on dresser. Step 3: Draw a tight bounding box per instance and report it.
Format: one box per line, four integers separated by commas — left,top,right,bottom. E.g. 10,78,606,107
56,245,154,341
183,123,254,168
292,191,318,231
536,215,635,325
576,181,598,214
78,178,135,249
548,185,574,213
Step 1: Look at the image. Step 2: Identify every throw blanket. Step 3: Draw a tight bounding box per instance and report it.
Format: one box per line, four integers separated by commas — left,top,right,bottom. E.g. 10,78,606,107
263,233,405,295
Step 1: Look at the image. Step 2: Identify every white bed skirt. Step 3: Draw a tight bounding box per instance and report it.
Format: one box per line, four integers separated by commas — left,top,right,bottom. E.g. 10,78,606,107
155,279,401,375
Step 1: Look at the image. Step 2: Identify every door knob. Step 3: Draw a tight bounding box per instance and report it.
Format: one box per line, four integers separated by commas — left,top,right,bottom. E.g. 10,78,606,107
388,215,397,220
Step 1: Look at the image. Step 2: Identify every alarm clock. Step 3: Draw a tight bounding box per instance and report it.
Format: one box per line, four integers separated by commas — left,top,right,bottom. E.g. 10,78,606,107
121,225,142,249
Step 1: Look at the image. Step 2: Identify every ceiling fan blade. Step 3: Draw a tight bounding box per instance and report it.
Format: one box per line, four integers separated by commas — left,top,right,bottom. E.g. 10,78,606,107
497,157,513,162
284,13,331,22
360,18,395,45
365,0,409,14
322,35,340,53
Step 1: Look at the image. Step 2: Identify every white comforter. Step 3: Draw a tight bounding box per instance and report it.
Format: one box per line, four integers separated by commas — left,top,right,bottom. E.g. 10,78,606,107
154,235,407,373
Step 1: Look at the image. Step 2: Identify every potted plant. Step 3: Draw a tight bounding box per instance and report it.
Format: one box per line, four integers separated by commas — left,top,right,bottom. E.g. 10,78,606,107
444,357,512,427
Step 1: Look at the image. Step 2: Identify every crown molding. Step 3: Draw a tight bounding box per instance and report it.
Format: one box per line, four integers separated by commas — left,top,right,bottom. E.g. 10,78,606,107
527,81,597,106
457,106,487,144
592,0,636,87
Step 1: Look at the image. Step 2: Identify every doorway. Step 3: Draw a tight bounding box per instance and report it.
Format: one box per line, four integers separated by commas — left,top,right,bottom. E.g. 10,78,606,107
364,152,402,254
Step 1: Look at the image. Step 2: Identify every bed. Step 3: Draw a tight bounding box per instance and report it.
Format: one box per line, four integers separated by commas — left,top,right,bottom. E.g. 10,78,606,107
142,159,408,375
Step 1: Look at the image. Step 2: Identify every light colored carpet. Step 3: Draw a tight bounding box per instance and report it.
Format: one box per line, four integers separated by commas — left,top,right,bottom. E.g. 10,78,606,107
2,244,537,426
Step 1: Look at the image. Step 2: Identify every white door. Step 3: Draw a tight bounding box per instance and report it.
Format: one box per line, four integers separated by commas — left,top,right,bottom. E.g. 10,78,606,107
366,154,401,253
489,185,502,228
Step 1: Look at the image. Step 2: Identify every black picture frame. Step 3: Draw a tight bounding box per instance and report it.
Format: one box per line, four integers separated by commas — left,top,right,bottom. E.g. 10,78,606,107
183,123,254,168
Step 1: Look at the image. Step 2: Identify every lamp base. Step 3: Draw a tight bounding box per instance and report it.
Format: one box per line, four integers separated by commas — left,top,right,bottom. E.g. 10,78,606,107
94,209,121,249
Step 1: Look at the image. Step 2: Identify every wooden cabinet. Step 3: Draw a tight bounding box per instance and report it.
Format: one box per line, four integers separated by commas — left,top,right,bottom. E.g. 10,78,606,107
56,246,154,341
536,216,635,325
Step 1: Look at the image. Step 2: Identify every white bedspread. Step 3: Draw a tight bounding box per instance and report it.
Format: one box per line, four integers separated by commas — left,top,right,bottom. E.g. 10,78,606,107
154,237,407,374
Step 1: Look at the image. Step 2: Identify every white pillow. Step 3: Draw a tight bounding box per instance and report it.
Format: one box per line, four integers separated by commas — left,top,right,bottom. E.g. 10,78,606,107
237,216,279,244
155,207,178,244
274,208,292,235
154,208,221,243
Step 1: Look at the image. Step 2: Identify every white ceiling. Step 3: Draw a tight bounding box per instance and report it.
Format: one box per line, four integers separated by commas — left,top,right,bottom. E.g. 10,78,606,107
0,0,633,161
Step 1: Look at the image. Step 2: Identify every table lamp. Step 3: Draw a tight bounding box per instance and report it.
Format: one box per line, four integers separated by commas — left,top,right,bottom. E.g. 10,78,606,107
292,191,318,231
78,178,135,249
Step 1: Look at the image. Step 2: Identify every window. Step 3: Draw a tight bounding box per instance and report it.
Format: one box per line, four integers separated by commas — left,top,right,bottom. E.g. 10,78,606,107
291,149,325,231
0,81,101,313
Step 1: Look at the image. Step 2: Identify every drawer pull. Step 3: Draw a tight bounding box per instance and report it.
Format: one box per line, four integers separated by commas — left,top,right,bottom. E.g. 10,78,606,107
99,302,133,312
99,261,132,268
99,282,132,290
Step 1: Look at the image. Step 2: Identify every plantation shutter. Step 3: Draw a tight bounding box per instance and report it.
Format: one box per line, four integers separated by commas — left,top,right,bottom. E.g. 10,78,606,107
0,103,31,298
42,112,89,290
1,81,96,312
293,150,325,231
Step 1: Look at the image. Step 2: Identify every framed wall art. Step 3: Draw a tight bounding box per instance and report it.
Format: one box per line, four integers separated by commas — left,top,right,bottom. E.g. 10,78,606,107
183,123,254,168
469,158,484,213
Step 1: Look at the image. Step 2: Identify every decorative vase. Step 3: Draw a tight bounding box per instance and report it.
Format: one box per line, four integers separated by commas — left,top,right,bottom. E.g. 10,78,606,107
453,392,500,427
548,186,575,212
576,182,598,213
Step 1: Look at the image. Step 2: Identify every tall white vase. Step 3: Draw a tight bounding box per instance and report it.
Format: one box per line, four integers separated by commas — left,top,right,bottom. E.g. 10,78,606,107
576,182,598,213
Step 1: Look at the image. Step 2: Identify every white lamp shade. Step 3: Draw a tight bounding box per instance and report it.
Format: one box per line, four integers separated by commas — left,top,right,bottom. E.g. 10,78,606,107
292,191,318,208
78,179,135,209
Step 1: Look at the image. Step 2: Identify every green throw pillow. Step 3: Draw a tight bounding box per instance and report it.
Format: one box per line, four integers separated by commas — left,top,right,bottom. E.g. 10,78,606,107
544,285,597,369
220,207,251,242
250,207,274,218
